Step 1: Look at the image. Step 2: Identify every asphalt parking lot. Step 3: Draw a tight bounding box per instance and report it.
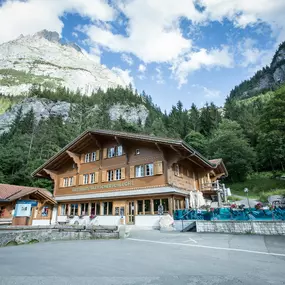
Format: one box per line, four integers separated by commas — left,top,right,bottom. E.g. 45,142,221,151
0,230,284,285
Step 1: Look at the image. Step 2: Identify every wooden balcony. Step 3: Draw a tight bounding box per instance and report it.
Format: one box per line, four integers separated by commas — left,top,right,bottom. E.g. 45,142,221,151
200,181,221,192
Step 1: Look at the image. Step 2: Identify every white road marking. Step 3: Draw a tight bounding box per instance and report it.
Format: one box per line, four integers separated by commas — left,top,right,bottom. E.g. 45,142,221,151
188,237,198,244
127,238,285,257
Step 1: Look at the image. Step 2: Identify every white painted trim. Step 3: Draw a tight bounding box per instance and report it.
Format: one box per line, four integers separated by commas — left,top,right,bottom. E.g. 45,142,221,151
55,186,189,201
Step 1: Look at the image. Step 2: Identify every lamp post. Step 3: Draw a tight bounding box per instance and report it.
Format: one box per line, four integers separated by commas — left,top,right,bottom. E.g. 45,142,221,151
244,188,250,209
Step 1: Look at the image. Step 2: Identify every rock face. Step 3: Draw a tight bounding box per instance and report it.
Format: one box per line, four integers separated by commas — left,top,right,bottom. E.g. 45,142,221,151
230,42,285,99
0,97,149,134
0,30,128,96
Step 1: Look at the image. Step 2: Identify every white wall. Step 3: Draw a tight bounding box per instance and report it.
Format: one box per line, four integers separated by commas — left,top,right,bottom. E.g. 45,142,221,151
135,215,161,228
62,215,124,226
51,206,58,225
32,219,51,226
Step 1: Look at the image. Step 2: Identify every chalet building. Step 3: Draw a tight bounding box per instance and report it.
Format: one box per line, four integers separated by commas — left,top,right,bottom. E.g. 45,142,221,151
0,184,56,226
32,130,227,227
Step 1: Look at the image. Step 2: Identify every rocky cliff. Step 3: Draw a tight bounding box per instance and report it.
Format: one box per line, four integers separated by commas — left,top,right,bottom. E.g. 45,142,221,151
0,30,128,96
0,97,149,134
230,42,285,100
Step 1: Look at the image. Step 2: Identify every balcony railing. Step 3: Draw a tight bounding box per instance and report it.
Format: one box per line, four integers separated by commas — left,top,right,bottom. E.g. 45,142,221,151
201,181,221,192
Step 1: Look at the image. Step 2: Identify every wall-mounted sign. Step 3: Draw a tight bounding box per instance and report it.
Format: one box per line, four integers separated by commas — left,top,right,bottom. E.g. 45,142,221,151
14,204,32,217
72,181,134,192
16,200,38,207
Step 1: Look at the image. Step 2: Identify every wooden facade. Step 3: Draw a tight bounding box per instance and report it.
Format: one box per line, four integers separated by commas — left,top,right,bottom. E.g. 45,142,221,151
32,130,227,225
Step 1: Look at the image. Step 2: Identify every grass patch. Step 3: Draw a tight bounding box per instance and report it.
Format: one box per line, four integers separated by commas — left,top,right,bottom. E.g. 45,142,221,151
227,173,285,200
228,195,242,202
0,68,62,87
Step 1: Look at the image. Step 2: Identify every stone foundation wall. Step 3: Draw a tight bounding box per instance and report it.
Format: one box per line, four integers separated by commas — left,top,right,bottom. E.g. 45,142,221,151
0,227,119,247
196,221,285,235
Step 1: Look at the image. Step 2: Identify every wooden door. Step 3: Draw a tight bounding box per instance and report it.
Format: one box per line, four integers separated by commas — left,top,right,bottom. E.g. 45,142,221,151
127,201,135,224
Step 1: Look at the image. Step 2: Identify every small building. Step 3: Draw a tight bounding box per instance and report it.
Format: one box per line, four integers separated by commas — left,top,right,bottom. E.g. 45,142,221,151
32,129,227,227
0,184,56,226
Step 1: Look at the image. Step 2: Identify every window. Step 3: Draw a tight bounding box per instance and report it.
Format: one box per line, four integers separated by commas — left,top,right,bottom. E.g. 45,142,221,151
116,145,123,156
135,165,144,177
61,204,69,215
70,204,78,216
108,147,115,158
85,153,91,163
115,169,121,180
80,203,89,216
107,170,114,181
63,178,69,187
144,200,151,214
41,206,49,217
69,177,74,186
90,202,100,215
103,202,113,215
90,173,95,184
154,199,160,212
161,199,169,212
135,149,140,155
91,152,96,162
145,163,154,176
83,174,89,185
138,200,143,215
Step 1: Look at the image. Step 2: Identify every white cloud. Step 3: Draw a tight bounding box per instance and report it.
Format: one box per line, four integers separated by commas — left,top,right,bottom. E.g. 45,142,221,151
121,54,133,66
138,64,146,73
154,67,165,85
200,0,285,42
0,0,115,44
173,46,234,87
191,84,221,98
72,32,78,38
111,67,135,87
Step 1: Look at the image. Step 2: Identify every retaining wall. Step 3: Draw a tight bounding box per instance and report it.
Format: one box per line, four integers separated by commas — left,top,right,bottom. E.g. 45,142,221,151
0,226,119,247
196,221,285,235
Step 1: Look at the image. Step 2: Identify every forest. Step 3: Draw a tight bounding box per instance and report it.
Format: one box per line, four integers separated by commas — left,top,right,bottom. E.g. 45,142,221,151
0,82,284,192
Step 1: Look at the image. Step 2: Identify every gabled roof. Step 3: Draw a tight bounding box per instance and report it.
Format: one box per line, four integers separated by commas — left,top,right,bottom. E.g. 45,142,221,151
209,159,228,177
32,129,228,178
0,184,56,204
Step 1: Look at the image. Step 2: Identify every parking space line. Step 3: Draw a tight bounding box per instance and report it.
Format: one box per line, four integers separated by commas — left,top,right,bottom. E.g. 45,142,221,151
127,238,285,257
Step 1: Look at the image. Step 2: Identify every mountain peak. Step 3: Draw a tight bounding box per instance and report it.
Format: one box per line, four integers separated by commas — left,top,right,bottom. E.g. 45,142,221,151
35,30,60,43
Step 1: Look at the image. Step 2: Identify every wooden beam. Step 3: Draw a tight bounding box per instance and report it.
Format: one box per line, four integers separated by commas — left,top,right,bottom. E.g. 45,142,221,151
43,169,58,181
66,150,81,172
89,133,101,148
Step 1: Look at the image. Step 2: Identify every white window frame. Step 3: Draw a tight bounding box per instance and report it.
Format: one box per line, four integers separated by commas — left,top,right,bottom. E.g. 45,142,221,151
83,174,89,185
107,170,114,181
116,145,123,156
91,152,96,162
61,204,68,215
80,203,89,216
69,177,74,186
145,163,154,176
135,165,144,177
85,153,91,163
108,147,115,158
115,169,121,180
90,173,95,184
63,178,69,187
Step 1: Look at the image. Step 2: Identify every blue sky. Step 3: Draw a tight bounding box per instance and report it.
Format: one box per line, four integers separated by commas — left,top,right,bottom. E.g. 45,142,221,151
1,0,285,111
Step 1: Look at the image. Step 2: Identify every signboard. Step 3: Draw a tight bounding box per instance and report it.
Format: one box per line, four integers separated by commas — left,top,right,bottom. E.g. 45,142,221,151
16,200,38,207
72,181,134,192
14,204,32,217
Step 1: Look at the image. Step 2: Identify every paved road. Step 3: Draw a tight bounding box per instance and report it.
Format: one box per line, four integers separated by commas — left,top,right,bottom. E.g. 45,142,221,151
0,230,285,285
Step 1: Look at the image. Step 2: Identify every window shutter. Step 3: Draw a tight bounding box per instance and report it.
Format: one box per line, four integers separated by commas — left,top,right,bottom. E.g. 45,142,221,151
129,166,135,179
81,154,85,163
95,172,99,183
96,150,100,161
101,170,107,182
154,161,163,175
121,168,126,180
79,175,83,185
72,176,76,186
103,148,107,159
60,178,63,187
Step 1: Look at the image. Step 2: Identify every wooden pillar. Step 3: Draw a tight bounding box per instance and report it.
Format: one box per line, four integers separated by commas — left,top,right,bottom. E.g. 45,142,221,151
168,197,173,215
143,200,145,215
67,204,71,216
100,202,104,215
88,202,91,216
134,200,138,216
78,204,81,216
150,199,154,215
173,197,176,211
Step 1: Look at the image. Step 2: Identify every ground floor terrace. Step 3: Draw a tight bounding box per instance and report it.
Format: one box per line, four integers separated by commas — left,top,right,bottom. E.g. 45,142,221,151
55,187,192,227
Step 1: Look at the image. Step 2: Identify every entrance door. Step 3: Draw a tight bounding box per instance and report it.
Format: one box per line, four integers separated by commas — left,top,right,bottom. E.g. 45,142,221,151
127,201,135,224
